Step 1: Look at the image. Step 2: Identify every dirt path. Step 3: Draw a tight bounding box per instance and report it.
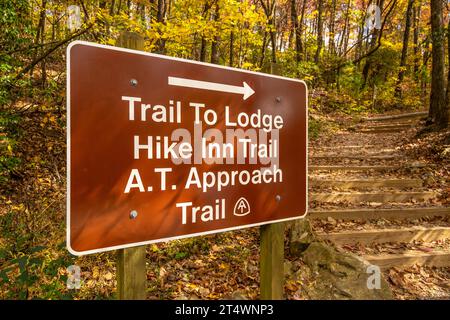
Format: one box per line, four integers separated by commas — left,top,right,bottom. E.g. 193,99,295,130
308,112,450,299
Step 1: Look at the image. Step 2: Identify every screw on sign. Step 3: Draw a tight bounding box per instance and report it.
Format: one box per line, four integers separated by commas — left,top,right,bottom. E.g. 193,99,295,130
66,41,308,255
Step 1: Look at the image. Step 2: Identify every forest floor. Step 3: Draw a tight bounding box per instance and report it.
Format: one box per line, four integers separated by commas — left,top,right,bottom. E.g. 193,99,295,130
0,104,449,299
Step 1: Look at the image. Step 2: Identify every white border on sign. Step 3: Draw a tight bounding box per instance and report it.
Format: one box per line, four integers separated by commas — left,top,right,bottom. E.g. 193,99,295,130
66,40,309,256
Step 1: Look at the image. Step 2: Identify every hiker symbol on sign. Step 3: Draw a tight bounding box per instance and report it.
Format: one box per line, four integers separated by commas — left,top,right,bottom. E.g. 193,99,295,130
233,197,251,217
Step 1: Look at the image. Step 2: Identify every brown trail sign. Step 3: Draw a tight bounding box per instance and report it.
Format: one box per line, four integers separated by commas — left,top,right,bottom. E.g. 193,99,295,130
67,41,308,255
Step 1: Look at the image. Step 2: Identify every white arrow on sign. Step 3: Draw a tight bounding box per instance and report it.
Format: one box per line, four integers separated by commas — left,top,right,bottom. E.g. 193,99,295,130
168,76,255,100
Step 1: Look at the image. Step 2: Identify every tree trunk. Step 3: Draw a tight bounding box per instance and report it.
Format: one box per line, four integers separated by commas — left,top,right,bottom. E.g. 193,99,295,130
339,0,351,57
198,0,213,62
290,0,298,58
269,13,277,63
40,9,46,88
421,37,430,102
210,2,220,64
298,0,307,59
355,0,367,63
290,0,303,65
156,0,166,54
259,0,277,64
328,0,337,55
200,37,207,62
31,0,47,78
157,0,165,25
229,31,234,67
446,18,450,119
395,0,414,99
314,0,324,64
36,0,47,88
429,0,447,127
412,1,421,77
110,0,116,15
259,32,268,68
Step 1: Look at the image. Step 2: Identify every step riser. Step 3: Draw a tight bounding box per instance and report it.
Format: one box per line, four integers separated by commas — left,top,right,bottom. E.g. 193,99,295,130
310,156,400,160
310,153,399,158
309,164,426,171
310,145,378,150
318,228,450,245
308,208,450,221
362,126,412,130
310,180,423,189
364,252,450,270
359,129,410,133
362,123,414,129
310,166,397,171
310,193,436,203
363,111,428,122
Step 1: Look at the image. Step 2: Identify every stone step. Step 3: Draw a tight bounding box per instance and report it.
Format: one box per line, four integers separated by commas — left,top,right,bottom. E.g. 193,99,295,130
310,191,437,203
358,127,411,133
309,145,377,150
308,207,450,221
309,163,426,172
309,178,423,189
310,155,400,161
364,249,450,270
353,124,414,133
368,120,416,126
318,227,450,245
363,111,428,122
310,165,396,171
362,123,414,130
310,150,399,157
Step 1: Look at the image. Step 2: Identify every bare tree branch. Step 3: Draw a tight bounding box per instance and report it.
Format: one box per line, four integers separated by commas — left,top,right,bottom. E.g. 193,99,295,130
14,25,93,82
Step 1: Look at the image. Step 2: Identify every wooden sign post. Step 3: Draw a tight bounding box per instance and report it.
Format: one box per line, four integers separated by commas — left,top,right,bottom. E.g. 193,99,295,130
117,245,146,299
260,222,284,299
260,63,284,300
116,32,147,300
